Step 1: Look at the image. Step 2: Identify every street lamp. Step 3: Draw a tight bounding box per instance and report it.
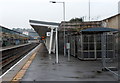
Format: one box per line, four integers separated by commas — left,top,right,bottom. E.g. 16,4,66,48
89,0,91,21
50,1,66,56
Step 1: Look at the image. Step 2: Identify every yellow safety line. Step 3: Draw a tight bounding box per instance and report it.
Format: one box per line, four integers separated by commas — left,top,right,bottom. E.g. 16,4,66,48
11,52,37,82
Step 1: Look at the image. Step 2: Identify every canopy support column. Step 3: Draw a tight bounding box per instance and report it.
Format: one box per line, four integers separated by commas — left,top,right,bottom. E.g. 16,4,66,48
49,27,54,54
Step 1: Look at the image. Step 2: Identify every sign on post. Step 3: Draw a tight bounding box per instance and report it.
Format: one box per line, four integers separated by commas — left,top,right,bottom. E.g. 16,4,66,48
46,32,51,36
66,43,70,61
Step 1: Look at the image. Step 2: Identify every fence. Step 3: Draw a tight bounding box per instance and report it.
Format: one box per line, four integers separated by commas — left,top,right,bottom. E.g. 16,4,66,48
101,32,119,80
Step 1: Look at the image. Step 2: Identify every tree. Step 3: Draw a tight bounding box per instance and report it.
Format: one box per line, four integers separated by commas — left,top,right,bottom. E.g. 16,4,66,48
69,17,83,22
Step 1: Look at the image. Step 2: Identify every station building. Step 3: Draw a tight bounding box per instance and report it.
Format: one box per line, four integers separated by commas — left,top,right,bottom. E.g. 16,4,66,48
102,14,120,29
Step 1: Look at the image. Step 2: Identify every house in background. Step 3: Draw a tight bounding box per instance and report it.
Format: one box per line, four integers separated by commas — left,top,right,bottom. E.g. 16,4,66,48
102,14,120,29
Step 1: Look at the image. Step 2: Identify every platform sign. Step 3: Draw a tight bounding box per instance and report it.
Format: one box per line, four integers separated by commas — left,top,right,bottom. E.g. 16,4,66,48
46,32,51,36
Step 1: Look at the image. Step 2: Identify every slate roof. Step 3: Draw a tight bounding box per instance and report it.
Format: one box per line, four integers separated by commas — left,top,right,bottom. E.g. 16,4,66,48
80,27,118,33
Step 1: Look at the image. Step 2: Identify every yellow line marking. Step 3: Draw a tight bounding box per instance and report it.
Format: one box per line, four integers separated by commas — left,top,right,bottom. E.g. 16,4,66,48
11,52,37,82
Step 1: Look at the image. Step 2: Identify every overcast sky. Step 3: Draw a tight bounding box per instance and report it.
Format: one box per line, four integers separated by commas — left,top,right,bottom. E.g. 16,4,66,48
0,0,120,29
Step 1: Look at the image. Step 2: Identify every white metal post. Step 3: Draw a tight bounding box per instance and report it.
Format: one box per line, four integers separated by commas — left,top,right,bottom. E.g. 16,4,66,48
63,2,66,56
52,34,56,53
50,1,66,56
68,49,70,61
56,27,59,63
49,28,54,54
89,0,91,21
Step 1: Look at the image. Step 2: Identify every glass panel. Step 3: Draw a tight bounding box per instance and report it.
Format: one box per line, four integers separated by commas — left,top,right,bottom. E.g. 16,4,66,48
89,52,95,58
107,35,113,43
106,51,113,58
83,52,88,58
96,43,101,50
83,44,88,50
89,44,94,50
106,43,113,50
97,52,102,58
77,51,82,58
83,35,88,42
96,34,101,42
89,35,94,42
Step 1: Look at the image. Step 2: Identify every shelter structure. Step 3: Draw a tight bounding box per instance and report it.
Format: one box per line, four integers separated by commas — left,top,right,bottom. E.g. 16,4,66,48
29,20,60,63
66,27,119,78
66,27,118,60
79,27,119,78
77,27,118,60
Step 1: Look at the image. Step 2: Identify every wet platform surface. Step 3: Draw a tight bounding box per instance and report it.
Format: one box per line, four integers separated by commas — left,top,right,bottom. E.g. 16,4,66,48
21,43,117,81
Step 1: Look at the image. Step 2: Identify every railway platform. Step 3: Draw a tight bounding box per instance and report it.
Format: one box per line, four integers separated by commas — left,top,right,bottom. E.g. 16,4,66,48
1,43,118,82
1,42,40,82
20,43,117,81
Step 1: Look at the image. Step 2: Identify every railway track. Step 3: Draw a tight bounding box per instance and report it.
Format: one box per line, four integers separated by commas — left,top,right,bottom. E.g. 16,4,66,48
0,43,39,75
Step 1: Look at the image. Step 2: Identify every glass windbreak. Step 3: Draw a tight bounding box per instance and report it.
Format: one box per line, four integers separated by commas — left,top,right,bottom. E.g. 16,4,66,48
83,35,88,42
80,33,115,59
82,34,95,59
96,34,102,58
76,35,83,59
106,34,114,58
96,34,101,42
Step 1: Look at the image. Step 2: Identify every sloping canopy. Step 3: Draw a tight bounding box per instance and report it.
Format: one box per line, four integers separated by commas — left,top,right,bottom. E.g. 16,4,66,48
30,25,49,37
29,20,60,37
30,20,59,26
80,27,118,34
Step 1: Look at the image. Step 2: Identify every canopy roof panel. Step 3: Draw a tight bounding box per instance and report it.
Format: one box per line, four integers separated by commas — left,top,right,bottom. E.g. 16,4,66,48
29,20,59,37
80,27,118,34
30,20,59,27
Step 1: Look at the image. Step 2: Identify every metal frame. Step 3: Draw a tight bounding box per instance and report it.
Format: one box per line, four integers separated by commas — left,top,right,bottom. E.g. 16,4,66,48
79,34,97,60
101,32,119,79
55,27,58,63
